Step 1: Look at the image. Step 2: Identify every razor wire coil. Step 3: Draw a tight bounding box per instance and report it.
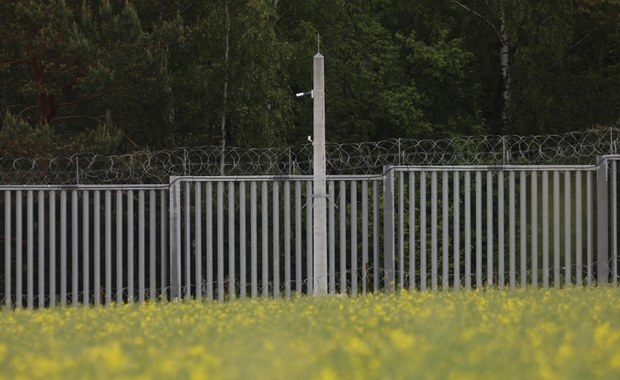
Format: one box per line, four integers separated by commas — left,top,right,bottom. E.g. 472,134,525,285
0,127,617,185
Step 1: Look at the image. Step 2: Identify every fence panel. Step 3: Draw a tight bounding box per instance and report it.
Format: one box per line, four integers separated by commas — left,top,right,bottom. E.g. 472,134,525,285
169,175,384,300
1,185,168,308
4,159,620,308
390,165,598,290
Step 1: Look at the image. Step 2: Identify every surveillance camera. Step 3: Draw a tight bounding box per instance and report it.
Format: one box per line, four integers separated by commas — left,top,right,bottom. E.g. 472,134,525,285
307,136,313,143
296,90,313,98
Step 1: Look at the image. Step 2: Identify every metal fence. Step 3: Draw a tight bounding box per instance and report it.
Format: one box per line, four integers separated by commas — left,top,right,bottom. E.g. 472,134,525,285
2,156,620,308
1,184,170,308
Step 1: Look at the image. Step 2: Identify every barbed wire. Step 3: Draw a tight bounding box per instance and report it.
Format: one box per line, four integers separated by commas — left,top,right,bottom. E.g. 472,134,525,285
0,126,617,185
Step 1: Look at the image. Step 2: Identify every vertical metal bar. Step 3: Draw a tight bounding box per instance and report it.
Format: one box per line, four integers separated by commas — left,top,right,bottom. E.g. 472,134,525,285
398,173,405,290
329,180,336,293
116,190,123,304
59,190,65,307
218,181,225,301
149,190,156,301
50,191,56,307
250,182,257,298
351,180,358,295
554,171,561,287
431,171,438,290
487,172,494,287
81,191,88,307
82,191,89,305
295,181,302,296
420,172,427,291
443,172,449,289
565,171,572,285
611,161,617,284
229,181,236,300
339,180,347,294
362,181,369,294
261,181,268,297
207,183,214,300
576,172,583,285
476,171,482,289
464,172,471,290
542,171,549,288
169,179,181,300
14,190,23,308
38,191,45,307
139,191,145,303
409,173,416,289
509,171,516,289
195,184,202,300
93,191,100,306
72,190,79,306
4,191,11,308
454,172,460,288
498,171,504,288
240,182,247,298
184,183,191,300
531,172,538,288
520,171,527,287
284,181,291,298
27,190,33,309
384,169,395,292
16,191,23,308
373,181,379,292
160,190,168,299
127,190,134,303
272,181,279,298
306,181,313,295
587,171,594,285
105,190,112,305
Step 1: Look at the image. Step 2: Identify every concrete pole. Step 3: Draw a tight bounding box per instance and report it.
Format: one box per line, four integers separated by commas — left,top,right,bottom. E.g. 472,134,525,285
313,52,328,295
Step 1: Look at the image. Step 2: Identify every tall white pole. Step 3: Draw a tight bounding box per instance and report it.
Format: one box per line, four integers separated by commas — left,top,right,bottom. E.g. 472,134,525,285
313,52,328,295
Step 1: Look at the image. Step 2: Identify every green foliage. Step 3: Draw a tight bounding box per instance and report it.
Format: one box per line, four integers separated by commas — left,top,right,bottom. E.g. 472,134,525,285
66,114,124,155
168,0,292,148
0,0,619,157
0,113,61,157
0,0,182,149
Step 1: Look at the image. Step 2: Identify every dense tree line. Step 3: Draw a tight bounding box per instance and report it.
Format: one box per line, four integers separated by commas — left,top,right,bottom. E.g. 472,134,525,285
0,0,619,157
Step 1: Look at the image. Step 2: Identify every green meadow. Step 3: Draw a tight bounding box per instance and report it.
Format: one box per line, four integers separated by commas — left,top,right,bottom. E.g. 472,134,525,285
1,287,620,379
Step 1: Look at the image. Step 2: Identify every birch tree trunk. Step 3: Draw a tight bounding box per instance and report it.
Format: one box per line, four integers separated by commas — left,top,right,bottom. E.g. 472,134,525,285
451,0,512,134
499,8,511,134
220,1,230,176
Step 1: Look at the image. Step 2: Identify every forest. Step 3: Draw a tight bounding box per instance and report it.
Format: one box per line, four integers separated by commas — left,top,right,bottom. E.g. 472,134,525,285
0,0,619,157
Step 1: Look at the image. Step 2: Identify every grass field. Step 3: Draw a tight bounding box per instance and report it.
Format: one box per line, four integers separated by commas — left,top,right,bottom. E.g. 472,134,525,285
1,287,620,379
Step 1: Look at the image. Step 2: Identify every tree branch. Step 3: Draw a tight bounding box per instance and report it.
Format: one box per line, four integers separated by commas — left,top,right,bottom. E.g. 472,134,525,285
16,104,38,119
55,90,118,108
49,114,106,123
121,131,141,149
567,31,594,56
450,0,503,42
1,103,28,115
0,59,29,67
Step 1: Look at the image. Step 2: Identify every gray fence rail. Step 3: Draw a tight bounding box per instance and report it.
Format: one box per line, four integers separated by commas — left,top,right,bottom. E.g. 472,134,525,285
2,157,620,308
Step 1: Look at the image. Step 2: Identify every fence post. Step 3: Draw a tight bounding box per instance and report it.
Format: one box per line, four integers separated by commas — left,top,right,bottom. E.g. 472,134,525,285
312,51,328,295
383,166,395,293
597,156,609,284
169,177,182,299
